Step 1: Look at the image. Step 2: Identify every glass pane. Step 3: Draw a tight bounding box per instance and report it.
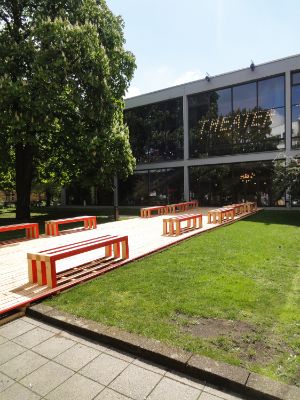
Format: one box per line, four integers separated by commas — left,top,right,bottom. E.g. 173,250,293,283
188,93,211,158
119,170,149,206
124,107,150,163
189,161,285,208
233,82,257,111
292,105,300,141
292,72,300,85
213,88,232,116
258,76,285,109
292,85,300,105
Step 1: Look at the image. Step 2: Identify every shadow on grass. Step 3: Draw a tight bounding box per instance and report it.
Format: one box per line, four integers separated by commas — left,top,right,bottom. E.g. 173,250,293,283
241,209,300,227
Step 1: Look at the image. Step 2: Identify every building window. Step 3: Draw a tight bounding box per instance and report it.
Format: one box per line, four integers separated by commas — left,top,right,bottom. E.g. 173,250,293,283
189,161,285,207
188,75,285,158
124,98,183,163
118,167,184,206
292,71,300,149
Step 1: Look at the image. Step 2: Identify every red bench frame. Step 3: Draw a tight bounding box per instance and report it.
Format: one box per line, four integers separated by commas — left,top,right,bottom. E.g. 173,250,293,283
27,234,129,288
45,215,97,236
167,200,199,213
163,213,202,236
140,206,168,218
207,208,234,224
0,222,39,240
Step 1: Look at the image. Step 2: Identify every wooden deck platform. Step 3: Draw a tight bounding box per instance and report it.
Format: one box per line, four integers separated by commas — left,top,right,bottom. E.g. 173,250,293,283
0,207,257,315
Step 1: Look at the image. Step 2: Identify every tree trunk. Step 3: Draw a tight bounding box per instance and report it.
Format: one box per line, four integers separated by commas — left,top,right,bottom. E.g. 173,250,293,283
15,144,33,220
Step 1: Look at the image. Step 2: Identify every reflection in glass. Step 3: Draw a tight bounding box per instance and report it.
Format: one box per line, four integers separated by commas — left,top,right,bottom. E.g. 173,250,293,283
214,88,232,116
258,76,285,109
292,72,300,85
189,161,285,207
189,75,285,158
118,167,184,206
125,98,183,164
292,85,300,106
233,82,256,111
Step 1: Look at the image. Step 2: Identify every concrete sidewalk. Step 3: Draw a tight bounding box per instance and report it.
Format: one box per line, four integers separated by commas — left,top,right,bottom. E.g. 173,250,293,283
0,316,247,400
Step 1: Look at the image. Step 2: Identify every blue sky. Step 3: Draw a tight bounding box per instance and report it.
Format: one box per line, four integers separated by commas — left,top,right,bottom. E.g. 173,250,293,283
106,0,300,98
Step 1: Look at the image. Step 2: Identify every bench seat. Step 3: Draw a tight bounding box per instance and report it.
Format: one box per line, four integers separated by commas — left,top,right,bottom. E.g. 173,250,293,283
27,234,129,288
0,222,39,240
163,213,202,236
45,215,97,236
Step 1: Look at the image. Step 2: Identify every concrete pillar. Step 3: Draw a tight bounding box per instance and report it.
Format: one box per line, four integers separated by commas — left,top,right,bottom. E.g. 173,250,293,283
183,95,189,201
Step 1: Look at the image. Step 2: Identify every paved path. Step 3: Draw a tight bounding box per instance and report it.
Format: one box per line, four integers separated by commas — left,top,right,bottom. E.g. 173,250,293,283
0,316,249,400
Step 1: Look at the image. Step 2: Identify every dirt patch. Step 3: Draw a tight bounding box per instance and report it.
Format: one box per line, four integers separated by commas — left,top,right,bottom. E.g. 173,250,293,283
172,313,293,365
181,317,255,339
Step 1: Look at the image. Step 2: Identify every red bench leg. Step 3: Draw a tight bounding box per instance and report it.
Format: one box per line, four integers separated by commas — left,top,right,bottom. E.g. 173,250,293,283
113,242,120,258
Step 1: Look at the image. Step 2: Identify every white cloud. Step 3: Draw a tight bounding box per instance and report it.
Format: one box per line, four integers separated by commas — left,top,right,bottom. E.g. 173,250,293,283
125,86,142,98
173,69,204,85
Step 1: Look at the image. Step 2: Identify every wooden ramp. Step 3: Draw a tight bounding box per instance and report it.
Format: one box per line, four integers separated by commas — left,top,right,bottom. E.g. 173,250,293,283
0,208,258,316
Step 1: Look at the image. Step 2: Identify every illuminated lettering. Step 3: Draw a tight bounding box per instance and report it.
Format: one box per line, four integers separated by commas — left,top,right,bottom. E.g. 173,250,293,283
220,116,232,132
243,112,251,128
210,118,219,132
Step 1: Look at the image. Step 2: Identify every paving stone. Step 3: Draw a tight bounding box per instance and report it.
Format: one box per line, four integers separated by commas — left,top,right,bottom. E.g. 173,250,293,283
133,358,167,375
32,334,75,358
80,353,129,386
45,373,103,400
94,388,131,399
0,341,26,365
165,370,205,390
33,321,61,334
0,334,8,345
54,342,100,371
199,392,222,400
72,335,111,353
22,316,43,326
105,347,136,362
204,385,245,400
0,349,48,380
109,363,162,400
0,370,14,393
13,326,56,349
20,361,74,396
148,376,201,400
0,382,41,399
0,319,35,339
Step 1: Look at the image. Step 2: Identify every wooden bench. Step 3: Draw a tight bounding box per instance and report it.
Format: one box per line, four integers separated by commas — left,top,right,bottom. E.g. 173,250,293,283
45,215,97,236
0,222,39,240
163,213,202,236
167,200,198,213
207,208,234,224
224,203,246,216
140,206,168,218
245,201,257,213
27,234,129,288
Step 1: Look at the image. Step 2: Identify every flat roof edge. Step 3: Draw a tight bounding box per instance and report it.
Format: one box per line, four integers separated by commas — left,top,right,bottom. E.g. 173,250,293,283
125,53,300,102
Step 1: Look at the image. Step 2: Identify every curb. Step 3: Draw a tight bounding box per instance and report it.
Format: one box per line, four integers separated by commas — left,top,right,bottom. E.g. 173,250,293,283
27,304,300,400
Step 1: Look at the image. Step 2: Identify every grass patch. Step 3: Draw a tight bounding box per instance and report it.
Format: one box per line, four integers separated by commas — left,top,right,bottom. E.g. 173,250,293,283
0,206,139,240
46,210,300,385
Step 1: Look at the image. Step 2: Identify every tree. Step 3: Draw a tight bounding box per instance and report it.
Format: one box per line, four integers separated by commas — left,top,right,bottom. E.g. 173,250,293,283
0,0,136,219
272,156,300,204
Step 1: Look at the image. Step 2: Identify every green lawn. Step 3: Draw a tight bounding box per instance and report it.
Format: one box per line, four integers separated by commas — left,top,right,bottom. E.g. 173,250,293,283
0,206,139,240
45,211,299,385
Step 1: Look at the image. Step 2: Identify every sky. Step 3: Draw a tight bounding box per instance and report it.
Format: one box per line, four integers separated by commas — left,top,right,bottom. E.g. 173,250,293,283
106,0,300,98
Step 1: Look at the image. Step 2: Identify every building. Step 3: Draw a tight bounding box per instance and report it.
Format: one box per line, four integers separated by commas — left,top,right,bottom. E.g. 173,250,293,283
119,54,300,208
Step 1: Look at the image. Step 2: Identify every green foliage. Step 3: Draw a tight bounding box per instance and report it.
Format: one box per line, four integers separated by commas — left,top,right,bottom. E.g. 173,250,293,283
0,0,136,214
272,157,300,200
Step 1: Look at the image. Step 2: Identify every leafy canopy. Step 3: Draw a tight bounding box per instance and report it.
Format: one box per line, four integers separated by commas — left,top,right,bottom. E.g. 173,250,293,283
0,0,136,191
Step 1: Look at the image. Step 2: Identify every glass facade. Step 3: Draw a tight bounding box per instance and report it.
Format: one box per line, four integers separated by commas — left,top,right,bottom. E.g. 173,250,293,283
292,71,300,149
189,75,285,158
189,161,285,207
118,167,184,206
124,98,183,163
